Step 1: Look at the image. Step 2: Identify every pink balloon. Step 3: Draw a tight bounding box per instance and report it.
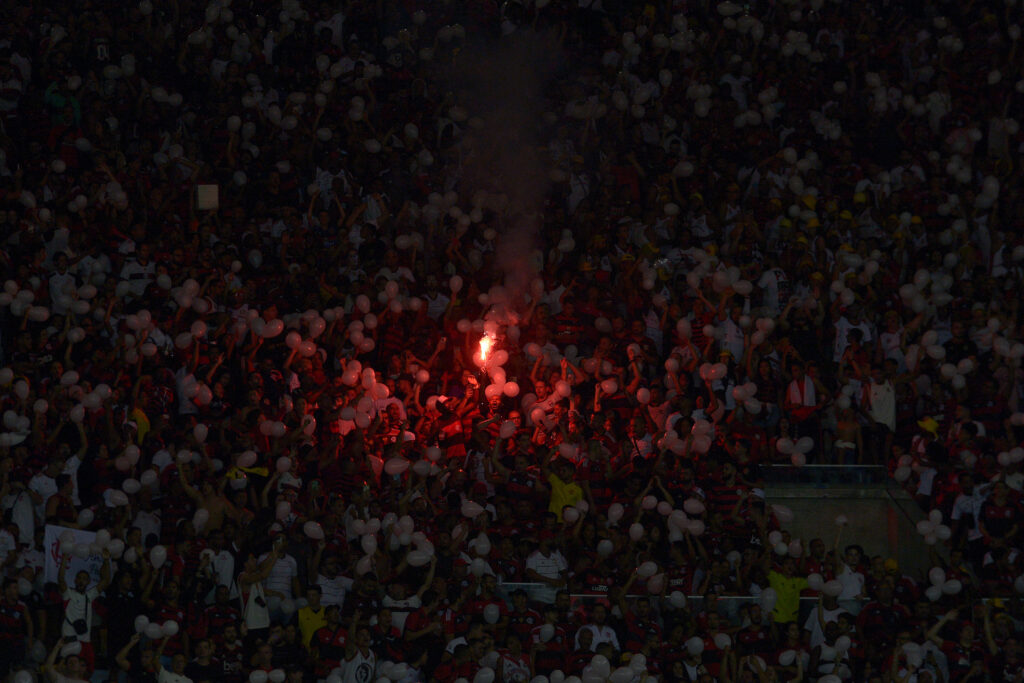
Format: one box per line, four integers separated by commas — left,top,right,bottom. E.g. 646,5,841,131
461,500,484,518
309,318,326,338
149,545,167,569
355,555,373,575
263,319,285,338
194,385,213,406
629,523,644,541
608,503,624,523
408,549,431,567
361,534,378,555
385,458,410,475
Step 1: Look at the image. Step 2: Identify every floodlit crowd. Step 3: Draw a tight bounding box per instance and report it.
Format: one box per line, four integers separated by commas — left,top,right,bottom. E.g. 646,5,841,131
1,0,1024,681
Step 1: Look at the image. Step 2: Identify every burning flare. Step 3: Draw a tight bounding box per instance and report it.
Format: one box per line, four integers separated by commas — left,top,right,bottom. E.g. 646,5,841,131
478,333,495,363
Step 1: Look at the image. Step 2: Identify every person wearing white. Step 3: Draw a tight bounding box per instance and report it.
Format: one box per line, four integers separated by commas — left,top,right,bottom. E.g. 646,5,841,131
29,459,62,524
574,604,620,651
155,646,193,683
863,364,897,464
524,536,568,605
118,247,156,299
59,547,111,646
950,472,990,556
342,624,377,683
258,548,301,593
47,253,76,316
832,534,865,616
256,542,299,624
832,312,874,363
42,638,90,683
803,595,846,649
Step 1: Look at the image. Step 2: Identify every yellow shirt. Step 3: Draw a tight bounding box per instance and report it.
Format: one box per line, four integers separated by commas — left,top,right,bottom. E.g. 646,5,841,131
298,605,328,648
547,473,583,521
768,570,808,624
130,407,150,444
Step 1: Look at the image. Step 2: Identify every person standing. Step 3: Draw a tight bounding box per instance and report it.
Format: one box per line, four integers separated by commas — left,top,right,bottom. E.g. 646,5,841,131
58,547,112,675
0,576,33,677
862,363,896,465
342,611,376,683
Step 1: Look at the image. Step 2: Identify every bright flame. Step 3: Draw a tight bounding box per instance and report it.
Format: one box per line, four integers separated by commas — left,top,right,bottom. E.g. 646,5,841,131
479,334,495,362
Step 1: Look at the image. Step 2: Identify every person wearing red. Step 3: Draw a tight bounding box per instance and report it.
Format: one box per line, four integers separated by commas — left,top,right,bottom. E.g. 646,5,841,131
529,605,569,675
497,633,532,683
311,604,347,680
925,607,997,683
506,589,542,647
856,579,911,663
615,582,663,654
403,589,446,673
464,573,508,638
0,577,33,676
979,480,1019,549
432,642,478,683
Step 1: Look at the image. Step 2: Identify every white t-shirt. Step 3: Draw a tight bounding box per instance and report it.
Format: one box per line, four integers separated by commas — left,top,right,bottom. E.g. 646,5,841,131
833,317,873,362
254,552,296,602
48,270,76,315
158,668,194,683
317,573,354,608
119,259,156,297
210,550,235,594
53,674,89,683
574,624,620,651
342,649,376,683
424,292,450,320
865,380,896,431
382,594,421,633
133,509,162,544
157,667,193,683
29,472,58,522
837,565,864,601
951,489,989,541
62,586,99,642
258,553,298,599
803,605,845,648
525,549,567,604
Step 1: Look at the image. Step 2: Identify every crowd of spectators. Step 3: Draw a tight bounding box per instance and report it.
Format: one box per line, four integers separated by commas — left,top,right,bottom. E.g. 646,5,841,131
1,0,1024,681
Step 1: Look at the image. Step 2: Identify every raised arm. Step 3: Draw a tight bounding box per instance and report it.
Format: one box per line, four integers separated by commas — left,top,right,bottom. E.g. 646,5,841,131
96,548,112,592
925,608,958,646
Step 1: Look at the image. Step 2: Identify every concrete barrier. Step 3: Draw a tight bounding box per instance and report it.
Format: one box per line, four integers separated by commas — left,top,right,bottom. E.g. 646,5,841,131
766,480,934,578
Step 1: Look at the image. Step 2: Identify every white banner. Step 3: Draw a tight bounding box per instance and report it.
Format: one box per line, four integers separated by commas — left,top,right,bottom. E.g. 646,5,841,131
43,525,103,588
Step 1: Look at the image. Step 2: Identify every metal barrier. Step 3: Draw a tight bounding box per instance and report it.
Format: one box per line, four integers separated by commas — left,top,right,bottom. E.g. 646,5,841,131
496,582,869,626
763,464,889,485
